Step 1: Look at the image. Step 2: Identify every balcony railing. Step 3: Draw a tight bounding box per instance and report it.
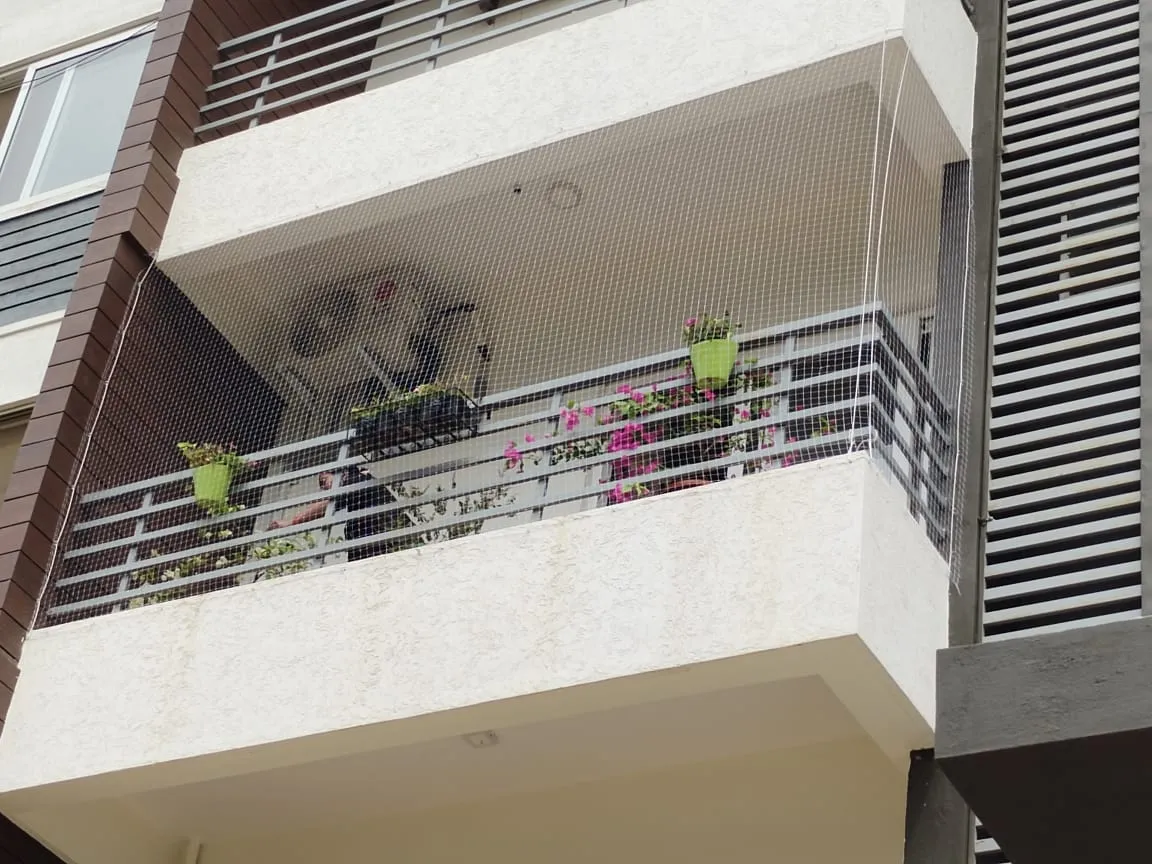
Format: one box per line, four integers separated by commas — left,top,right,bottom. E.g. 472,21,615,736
197,0,630,138
46,305,951,622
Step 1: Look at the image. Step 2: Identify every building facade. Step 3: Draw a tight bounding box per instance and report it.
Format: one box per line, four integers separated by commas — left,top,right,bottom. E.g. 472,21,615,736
0,1,981,862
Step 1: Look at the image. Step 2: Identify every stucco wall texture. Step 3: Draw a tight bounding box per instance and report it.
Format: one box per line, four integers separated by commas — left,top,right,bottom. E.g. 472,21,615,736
0,455,948,797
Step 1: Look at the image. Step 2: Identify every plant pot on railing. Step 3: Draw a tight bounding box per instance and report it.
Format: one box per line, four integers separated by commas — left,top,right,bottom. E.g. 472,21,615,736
177,441,250,514
683,312,740,390
350,385,479,457
192,464,233,510
689,339,738,389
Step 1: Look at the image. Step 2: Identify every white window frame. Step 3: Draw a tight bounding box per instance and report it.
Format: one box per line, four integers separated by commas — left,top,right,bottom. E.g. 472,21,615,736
0,23,157,210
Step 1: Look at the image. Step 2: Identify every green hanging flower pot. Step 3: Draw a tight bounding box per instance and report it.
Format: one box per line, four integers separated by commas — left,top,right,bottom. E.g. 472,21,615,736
690,338,739,389
193,463,234,510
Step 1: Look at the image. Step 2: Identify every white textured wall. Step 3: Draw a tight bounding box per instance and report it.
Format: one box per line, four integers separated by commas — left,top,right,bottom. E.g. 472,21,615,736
0,312,62,411
161,0,974,259
0,0,161,71
0,455,948,799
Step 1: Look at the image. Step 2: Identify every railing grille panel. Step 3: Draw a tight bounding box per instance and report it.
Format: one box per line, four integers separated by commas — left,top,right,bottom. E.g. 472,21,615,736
984,0,1142,641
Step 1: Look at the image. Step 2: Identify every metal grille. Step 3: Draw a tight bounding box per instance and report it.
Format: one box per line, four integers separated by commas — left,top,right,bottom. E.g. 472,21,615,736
197,0,629,138
45,305,949,622
984,0,1142,641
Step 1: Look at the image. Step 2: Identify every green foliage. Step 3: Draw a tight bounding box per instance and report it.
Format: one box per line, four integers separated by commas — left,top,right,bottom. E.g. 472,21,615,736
682,312,739,346
127,529,318,609
349,382,470,421
177,441,249,471
388,483,514,549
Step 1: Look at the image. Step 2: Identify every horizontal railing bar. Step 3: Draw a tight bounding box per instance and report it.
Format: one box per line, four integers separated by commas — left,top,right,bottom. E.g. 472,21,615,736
80,429,352,504
73,358,884,532
219,0,390,52
871,403,951,524
213,0,519,87
197,0,635,131
871,341,953,470
74,450,469,534
64,397,869,572
204,0,604,111
78,305,891,506
873,313,951,420
51,430,875,607
483,305,883,409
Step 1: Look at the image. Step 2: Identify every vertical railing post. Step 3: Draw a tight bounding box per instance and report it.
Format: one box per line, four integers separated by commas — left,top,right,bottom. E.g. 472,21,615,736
427,0,452,71
316,442,348,566
532,390,566,521
249,31,282,130
117,490,153,610
773,336,796,465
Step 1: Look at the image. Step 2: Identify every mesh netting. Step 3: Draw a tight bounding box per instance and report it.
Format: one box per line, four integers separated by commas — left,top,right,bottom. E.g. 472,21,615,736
40,39,973,623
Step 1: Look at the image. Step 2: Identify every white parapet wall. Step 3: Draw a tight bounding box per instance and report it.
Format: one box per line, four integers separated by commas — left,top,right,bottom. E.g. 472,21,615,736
159,0,975,260
0,454,948,814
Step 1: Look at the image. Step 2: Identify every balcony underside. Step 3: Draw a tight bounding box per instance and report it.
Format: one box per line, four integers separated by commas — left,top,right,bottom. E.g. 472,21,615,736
0,456,948,863
937,617,1152,864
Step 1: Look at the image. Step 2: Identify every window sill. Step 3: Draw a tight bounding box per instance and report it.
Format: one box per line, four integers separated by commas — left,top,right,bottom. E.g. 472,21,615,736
0,174,108,223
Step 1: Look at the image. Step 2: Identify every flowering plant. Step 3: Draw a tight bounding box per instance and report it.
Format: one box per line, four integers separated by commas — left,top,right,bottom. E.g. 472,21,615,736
502,360,837,506
682,312,738,346
176,442,249,472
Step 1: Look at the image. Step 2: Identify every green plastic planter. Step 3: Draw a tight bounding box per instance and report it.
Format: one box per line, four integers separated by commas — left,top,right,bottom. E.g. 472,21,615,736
690,338,738,389
193,464,233,510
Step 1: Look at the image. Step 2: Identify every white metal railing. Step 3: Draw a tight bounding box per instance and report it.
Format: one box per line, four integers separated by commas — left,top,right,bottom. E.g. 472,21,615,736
46,305,951,621
198,0,630,136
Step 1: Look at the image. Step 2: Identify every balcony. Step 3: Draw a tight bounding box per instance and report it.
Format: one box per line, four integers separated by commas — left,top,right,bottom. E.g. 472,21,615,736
47,305,949,618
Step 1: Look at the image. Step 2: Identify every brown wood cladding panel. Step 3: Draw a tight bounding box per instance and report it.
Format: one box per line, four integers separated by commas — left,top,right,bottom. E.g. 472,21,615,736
71,269,283,493
0,0,284,721
196,0,383,141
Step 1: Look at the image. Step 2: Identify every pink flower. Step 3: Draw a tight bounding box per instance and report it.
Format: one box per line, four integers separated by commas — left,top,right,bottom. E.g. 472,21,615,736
759,409,772,418
503,441,523,470
581,405,595,417
684,317,698,327
616,384,633,394
787,436,797,443
631,391,647,405
524,433,536,443
738,408,751,420
795,403,805,410
703,390,716,401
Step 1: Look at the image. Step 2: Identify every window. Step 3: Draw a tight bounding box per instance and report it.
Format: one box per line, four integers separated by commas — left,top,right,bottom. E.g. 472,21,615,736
0,29,152,208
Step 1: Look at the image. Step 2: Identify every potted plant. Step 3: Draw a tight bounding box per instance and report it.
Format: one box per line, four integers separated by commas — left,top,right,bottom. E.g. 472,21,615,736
683,313,740,389
177,442,249,513
349,382,479,456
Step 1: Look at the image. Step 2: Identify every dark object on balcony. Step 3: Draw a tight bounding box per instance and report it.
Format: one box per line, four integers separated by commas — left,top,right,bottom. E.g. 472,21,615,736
477,0,502,11
351,388,479,457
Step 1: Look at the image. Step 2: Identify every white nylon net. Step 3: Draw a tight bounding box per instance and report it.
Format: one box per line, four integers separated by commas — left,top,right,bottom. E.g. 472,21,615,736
43,39,973,622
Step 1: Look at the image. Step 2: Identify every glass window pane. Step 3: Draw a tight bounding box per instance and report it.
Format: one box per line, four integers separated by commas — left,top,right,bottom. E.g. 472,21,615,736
32,33,151,196
0,73,61,206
